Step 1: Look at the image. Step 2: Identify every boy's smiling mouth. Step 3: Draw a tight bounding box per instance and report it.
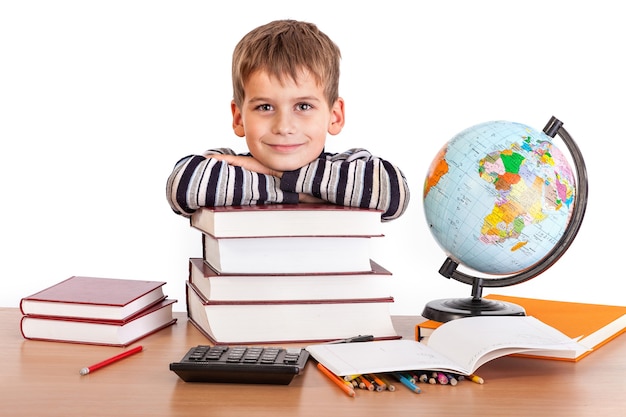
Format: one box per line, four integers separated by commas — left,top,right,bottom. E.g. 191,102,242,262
268,143,305,153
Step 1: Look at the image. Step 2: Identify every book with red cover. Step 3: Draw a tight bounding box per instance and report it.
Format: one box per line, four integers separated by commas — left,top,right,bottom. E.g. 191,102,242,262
189,258,393,301
20,298,178,346
190,204,384,238
415,294,626,362
20,276,167,320
185,281,398,345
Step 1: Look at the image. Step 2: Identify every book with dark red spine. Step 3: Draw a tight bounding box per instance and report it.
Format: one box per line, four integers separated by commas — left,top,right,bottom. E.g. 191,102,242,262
20,276,168,320
190,204,384,238
201,233,376,274
20,298,178,346
188,258,393,302
185,281,398,345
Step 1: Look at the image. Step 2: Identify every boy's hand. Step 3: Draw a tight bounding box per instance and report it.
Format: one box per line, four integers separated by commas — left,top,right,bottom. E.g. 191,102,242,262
205,153,325,204
298,193,326,204
205,153,283,178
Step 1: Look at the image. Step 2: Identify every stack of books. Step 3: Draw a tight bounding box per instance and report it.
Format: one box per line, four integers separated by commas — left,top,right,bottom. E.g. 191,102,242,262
20,276,177,346
184,204,399,344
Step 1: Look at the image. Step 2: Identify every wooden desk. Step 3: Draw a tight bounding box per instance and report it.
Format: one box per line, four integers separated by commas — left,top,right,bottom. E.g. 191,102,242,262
2,308,625,416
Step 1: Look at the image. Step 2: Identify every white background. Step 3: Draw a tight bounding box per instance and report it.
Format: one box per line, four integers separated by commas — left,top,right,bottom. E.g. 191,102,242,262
2,1,623,314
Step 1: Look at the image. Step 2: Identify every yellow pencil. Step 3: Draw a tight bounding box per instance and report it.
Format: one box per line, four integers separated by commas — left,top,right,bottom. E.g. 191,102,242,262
468,374,484,384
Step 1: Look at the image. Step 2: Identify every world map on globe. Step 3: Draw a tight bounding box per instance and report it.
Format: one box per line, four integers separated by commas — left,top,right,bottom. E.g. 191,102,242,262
423,120,576,275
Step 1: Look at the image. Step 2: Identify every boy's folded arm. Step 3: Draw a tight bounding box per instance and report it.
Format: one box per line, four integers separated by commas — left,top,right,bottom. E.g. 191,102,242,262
165,151,298,217
280,149,410,221
205,152,283,178
166,147,410,221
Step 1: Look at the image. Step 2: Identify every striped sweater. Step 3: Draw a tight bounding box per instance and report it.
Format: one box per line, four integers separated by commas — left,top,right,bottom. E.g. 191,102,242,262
166,148,410,221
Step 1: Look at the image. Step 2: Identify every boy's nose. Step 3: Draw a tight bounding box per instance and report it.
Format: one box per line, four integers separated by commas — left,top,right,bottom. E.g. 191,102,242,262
272,111,296,135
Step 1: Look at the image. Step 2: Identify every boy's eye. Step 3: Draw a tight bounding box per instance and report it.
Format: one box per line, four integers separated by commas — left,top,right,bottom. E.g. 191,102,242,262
256,104,273,111
296,103,313,111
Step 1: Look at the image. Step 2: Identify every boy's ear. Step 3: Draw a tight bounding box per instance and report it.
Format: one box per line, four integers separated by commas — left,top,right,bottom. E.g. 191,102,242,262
231,100,245,137
328,97,345,136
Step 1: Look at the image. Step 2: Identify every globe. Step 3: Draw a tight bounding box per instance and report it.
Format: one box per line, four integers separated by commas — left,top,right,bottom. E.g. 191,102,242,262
421,117,588,322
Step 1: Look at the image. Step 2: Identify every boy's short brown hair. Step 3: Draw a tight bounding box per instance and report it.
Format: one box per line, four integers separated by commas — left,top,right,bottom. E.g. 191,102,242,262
232,20,341,109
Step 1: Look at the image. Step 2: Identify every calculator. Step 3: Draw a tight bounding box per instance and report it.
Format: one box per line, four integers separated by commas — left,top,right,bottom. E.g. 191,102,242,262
169,345,310,385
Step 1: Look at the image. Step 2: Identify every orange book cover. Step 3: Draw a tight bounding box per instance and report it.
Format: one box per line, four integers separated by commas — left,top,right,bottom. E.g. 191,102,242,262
415,318,442,341
415,294,626,362
485,294,626,361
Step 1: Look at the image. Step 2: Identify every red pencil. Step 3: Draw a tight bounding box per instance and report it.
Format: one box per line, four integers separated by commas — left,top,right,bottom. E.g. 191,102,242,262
79,345,143,375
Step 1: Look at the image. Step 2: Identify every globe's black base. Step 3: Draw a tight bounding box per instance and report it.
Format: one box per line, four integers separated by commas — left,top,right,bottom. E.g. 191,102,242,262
422,297,526,322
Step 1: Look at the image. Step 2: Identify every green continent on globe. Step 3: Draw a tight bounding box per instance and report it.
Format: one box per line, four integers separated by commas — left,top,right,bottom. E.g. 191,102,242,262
476,137,574,246
423,121,576,275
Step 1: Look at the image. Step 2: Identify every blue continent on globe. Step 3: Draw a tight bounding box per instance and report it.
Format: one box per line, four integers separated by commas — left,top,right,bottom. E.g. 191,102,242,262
423,120,576,275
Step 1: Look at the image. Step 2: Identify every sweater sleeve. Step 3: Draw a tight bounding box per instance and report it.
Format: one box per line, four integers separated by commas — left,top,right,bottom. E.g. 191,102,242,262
165,148,299,217
280,148,410,221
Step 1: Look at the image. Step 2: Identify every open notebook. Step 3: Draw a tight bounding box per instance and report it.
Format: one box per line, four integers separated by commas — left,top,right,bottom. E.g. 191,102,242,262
306,316,589,376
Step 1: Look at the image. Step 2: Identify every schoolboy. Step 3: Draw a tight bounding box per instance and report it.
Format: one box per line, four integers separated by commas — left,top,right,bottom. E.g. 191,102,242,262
166,19,409,221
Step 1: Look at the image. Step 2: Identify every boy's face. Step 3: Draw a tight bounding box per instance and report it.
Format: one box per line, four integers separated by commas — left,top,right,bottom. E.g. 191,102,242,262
231,70,345,172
